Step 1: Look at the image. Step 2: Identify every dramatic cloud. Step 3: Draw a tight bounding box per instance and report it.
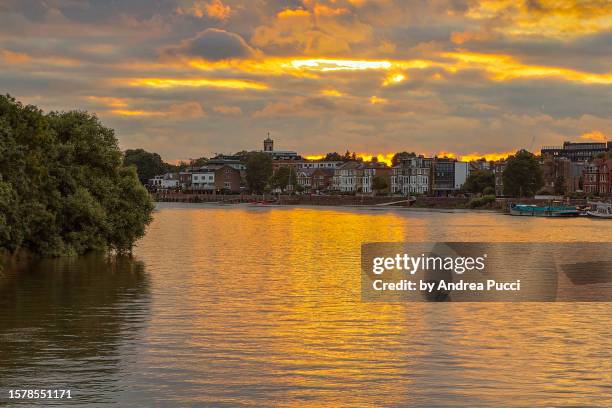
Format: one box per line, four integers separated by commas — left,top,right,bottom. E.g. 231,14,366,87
0,0,610,161
168,28,256,61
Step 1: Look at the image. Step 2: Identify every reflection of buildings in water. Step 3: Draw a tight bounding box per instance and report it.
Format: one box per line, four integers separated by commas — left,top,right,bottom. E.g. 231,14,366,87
0,254,151,400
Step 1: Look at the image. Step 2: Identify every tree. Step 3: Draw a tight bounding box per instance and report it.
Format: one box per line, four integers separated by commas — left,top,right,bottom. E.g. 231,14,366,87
270,166,297,192
392,151,416,166
0,94,154,257
123,148,168,184
463,170,495,194
372,176,388,194
483,186,495,196
324,152,343,161
189,157,208,168
502,150,543,197
245,151,272,193
554,174,566,195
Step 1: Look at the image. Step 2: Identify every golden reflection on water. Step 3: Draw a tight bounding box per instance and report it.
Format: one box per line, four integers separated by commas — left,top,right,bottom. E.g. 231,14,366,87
130,204,612,407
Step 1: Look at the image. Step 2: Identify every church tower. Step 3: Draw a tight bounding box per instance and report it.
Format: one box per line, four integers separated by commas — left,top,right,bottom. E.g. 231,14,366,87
263,132,274,152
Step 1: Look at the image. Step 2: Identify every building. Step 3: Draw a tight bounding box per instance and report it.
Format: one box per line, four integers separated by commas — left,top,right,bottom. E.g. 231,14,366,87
298,161,344,170
391,156,431,195
207,155,247,172
541,154,572,194
493,160,507,196
541,141,612,162
190,169,215,191
360,162,391,194
431,158,469,196
311,168,334,191
469,159,492,173
583,158,612,196
148,173,179,190
333,161,362,193
190,165,241,193
261,134,301,160
296,168,334,192
178,171,192,189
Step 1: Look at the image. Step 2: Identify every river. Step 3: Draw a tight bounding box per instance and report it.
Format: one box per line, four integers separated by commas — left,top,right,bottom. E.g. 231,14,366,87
1,203,611,407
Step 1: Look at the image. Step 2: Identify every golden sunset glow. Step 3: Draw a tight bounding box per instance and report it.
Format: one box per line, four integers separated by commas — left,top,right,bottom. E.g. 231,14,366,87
127,77,268,90
289,58,392,72
306,151,515,167
320,89,344,97
2,0,610,161
369,96,387,104
580,130,608,142
443,52,612,84
383,72,406,86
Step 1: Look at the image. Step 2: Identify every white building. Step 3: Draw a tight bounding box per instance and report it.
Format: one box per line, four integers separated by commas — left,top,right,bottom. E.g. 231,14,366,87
391,156,431,195
149,173,179,189
191,170,215,190
298,161,344,170
333,161,361,192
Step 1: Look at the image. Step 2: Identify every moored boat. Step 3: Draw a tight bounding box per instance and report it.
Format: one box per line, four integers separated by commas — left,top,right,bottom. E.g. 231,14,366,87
509,203,581,217
587,202,612,219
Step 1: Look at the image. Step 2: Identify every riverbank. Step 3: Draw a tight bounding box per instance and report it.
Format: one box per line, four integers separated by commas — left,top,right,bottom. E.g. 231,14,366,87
152,192,589,211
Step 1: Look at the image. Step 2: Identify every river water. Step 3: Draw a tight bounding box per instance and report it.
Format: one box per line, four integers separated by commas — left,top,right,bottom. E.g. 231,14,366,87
1,203,611,407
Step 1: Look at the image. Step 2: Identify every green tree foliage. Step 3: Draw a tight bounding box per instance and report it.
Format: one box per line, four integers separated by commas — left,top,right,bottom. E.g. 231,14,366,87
372,176,388,194
391,151,416,166
0,95,153,256
245,151,272,193
270,166,297,192
502,150,543,197
323,152,343,161
463,170,495,194
123,148,168,184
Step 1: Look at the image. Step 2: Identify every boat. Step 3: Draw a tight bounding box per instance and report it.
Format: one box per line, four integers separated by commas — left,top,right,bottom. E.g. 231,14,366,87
509,203,581,217
587,202,612,219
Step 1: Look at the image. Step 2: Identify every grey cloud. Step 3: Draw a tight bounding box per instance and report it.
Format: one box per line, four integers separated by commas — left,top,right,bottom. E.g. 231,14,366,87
168,28,256,60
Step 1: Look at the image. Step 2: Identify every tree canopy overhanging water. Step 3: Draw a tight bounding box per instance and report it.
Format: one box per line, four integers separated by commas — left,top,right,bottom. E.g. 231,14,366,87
0,95,153,258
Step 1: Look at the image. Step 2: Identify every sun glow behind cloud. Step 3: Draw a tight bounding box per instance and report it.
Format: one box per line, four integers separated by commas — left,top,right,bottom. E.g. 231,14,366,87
126,77,268,90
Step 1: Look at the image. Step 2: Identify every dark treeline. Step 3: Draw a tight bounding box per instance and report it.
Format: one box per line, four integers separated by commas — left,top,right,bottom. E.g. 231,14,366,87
0,95,154,258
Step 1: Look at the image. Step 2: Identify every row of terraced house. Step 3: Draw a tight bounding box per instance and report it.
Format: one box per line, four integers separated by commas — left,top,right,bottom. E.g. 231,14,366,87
149,136,612,197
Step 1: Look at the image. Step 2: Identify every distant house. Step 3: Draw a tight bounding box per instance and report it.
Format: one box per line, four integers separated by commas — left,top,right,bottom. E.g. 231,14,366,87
190,169,215,191
360,162,391,194
297,168,335,192
493,160,507,196
148,173,179,190
583,158,612,196
311,168,334,191
333,161,362,193
392,156,431,195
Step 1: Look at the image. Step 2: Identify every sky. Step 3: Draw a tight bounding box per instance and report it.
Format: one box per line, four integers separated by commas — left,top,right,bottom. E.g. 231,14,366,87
1,0,611,163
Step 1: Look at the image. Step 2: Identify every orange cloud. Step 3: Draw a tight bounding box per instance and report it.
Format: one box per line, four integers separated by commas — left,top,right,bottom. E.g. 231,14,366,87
110,102,204,118
465,0,612,39
1,50,30,64
176,0,231,20
252,5,372,54
369,96,387,104
213,105,242,115
126,77,268,90
86,96,128,108
321,89,344,97
443,51,612,84
580,130,607,142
